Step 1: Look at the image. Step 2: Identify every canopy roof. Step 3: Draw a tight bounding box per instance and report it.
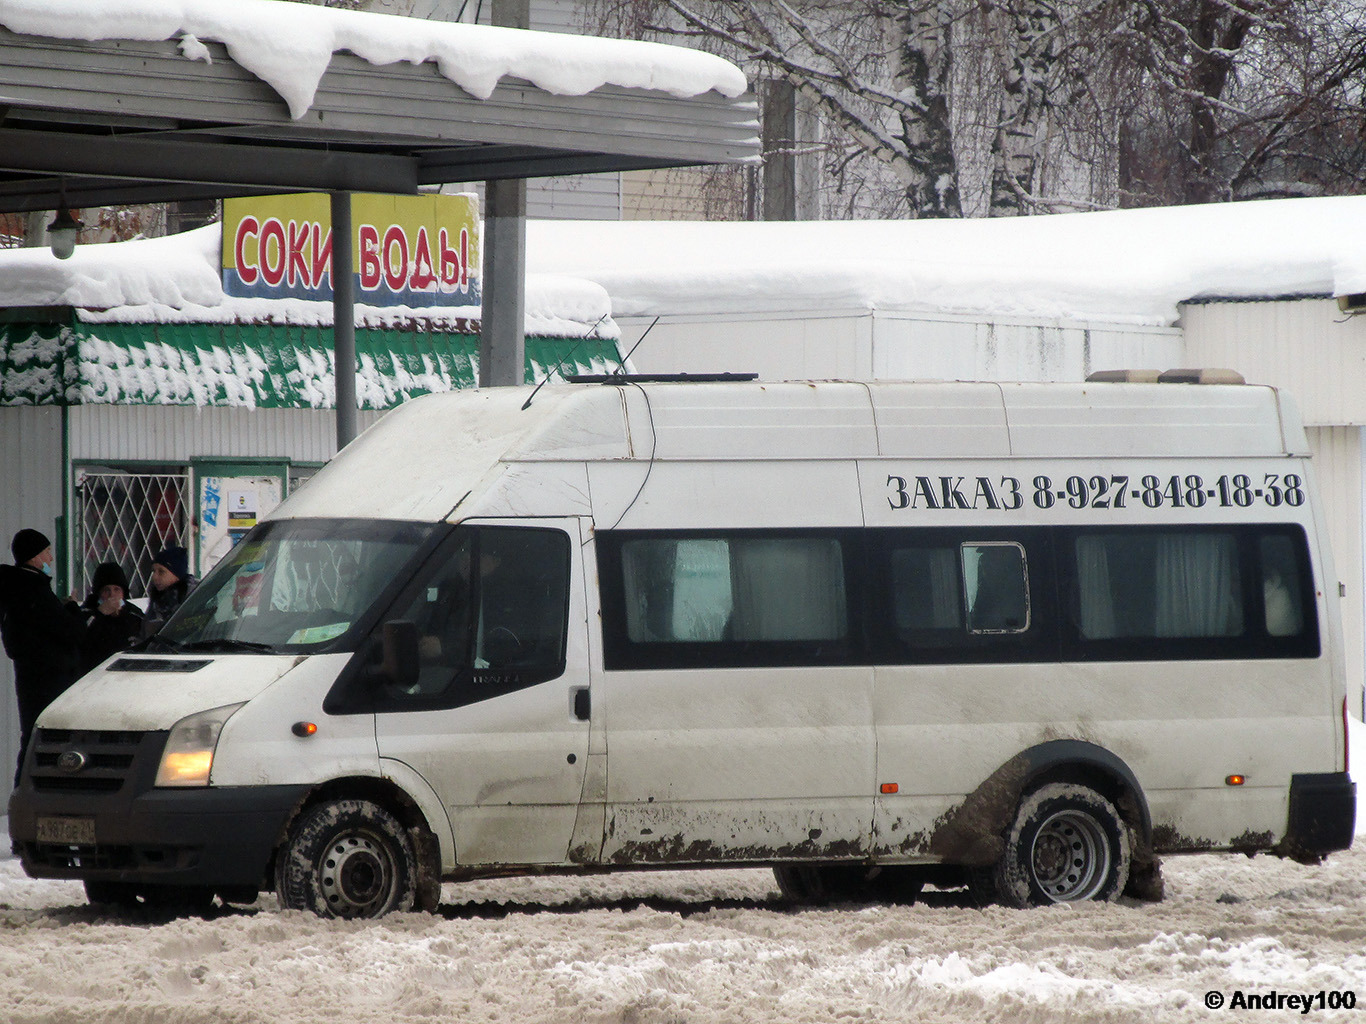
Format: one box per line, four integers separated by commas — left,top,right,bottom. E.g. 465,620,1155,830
0,0,759,213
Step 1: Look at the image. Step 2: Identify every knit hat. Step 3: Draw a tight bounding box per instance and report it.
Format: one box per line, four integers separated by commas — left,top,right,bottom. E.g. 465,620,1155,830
90,561,130,595
11,528,50,566
153,545,189,582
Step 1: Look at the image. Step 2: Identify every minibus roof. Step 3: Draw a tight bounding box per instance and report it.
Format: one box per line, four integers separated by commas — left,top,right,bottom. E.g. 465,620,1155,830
275,379,1306,523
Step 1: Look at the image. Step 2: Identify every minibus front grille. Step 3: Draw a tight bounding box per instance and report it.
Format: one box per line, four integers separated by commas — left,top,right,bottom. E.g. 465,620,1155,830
28,729,150,793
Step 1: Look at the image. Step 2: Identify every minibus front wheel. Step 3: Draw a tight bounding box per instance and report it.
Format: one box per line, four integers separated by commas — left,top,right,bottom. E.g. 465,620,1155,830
275,798,418,919
990,783,1132,907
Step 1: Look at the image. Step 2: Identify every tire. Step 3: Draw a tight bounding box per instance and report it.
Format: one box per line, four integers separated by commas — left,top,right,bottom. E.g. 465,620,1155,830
992,783,1131,907
275,799,418,919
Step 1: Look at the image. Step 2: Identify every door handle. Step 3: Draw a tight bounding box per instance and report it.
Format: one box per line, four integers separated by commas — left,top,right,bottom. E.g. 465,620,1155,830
572,687,591,721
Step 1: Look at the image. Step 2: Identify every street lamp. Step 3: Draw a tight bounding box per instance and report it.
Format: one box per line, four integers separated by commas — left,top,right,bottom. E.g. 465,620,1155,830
47,204,83,260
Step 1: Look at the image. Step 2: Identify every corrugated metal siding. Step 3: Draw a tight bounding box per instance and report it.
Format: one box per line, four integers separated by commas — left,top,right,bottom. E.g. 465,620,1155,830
871,313,1183,382
526,172,622,221
1307,426,1365,702
0,407,64,805
1182,299,1366,426
67,407,388,465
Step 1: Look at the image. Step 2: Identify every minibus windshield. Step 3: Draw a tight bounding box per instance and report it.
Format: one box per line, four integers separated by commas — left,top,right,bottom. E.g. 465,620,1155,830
149,518,437,653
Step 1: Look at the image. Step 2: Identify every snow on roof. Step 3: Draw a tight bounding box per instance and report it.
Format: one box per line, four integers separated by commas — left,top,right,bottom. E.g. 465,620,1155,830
0,0,747,119
527,196,1366,327
0,224,618,341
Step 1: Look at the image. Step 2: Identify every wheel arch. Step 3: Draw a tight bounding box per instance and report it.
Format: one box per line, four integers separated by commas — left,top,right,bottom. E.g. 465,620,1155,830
273,773,445,912
928,739,1153,868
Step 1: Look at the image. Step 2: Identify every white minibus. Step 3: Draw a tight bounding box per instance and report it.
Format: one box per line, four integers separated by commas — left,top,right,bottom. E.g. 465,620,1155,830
9,375,1356,916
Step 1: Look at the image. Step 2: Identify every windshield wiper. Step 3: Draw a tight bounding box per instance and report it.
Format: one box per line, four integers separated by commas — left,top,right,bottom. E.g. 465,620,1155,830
133,635,183,653
178,639,280,655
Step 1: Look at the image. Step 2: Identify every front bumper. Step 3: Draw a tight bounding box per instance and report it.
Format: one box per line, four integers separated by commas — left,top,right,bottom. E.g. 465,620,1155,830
7,726,308,891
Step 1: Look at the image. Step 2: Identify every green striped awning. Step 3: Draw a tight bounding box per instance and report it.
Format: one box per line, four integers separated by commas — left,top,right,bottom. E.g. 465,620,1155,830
0,316,623,408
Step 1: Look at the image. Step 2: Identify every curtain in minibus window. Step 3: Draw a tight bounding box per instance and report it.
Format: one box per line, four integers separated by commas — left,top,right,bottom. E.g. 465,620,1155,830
1260,534,1306,637
1075,532,1242,639
620,536,847,643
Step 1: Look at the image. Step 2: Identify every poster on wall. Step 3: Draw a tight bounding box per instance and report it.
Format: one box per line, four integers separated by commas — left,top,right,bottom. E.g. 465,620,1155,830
198,473,284,577
220,192,481,309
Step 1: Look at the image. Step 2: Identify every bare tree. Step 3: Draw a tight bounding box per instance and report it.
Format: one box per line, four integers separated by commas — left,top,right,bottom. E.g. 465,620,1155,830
588,0,1365,217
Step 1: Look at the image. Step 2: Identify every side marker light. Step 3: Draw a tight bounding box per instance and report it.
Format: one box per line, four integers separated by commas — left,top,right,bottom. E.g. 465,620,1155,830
880,783,899,795
1225,774,1246,786
292,722,318,737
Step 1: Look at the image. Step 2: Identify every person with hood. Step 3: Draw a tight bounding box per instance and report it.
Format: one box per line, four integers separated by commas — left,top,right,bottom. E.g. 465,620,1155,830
76,562,144,676
0,529,83,784
146,545,196,631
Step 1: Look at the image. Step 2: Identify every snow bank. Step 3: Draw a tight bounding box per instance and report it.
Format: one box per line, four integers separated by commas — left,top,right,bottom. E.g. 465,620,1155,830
0,225,618,340
527,195,1366,326
0,846,1363,1023
0,0,747,120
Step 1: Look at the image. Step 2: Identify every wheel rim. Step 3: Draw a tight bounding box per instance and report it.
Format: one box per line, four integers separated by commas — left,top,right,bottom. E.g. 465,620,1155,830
1028,808,1111,901
318,829,397,917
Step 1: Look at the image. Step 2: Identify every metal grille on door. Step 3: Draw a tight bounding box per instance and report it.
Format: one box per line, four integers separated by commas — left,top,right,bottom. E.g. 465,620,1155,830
75,469,190,600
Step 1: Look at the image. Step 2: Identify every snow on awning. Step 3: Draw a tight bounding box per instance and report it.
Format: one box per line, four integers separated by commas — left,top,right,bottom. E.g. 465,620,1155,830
0,318,623,409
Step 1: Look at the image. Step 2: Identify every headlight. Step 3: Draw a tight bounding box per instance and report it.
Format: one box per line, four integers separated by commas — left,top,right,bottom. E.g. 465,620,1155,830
155,702,246,787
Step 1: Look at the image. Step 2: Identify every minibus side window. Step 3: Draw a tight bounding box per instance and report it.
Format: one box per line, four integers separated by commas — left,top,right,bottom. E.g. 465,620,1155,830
1074,531,1242,639
367,526,572,710
622,535,846,644
1260,534,1307,638
603,531,854,669
1060,524,1319,660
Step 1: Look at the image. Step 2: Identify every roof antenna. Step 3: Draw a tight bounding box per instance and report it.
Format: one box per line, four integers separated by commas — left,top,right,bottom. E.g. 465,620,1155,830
521,311,610,411
614,316,660,373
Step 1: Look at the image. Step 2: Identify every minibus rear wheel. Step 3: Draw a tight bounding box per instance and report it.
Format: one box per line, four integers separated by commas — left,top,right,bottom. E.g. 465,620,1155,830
275,798,418,919
992,783,1131,907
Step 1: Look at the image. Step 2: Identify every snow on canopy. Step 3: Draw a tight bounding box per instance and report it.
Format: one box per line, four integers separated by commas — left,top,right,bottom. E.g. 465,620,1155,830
526,195,1366,327
0,0,748,119
0,223,617,340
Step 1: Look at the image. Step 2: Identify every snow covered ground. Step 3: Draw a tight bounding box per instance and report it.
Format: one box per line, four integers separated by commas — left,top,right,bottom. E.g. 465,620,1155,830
0,838,1362,1022
3,721,1361,1022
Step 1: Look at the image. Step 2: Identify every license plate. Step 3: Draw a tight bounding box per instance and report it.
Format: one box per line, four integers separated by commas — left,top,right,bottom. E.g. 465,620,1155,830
36,816,96,845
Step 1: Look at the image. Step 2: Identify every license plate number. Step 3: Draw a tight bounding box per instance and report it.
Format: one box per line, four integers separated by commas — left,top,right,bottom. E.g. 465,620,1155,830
36,816,95,845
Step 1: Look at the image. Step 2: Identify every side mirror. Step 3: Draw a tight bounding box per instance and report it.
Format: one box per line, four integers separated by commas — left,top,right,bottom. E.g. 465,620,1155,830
377,619,420,690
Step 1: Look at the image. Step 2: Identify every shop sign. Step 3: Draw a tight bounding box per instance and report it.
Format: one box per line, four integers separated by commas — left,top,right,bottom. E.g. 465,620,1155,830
221,192,481,308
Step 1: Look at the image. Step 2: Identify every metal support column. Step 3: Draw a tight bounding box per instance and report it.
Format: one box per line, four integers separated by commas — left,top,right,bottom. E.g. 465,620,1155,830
331,190,358,448
480,0,531,389
478,178,527,387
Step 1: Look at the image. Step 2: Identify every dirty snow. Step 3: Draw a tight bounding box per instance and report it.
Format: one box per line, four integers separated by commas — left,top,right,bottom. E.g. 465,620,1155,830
0,0,747,119
526,194,1366,326
1,846,1364,1023
0,719,1361,1023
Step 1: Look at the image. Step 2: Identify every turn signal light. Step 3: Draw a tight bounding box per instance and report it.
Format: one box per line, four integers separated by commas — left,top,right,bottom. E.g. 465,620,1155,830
880,783,899,794
1225,774,1246,786
292,721,318,737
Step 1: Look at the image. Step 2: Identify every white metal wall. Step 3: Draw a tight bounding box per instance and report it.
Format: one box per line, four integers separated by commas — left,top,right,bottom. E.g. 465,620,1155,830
0,407,65,805
67,406,384,464
869,312,1183,382
1181,299,1366,427
618,309,1182,384
1305,426,1365,711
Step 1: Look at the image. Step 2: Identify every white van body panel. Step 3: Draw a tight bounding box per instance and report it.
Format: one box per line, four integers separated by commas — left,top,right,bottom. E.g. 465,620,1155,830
41,654,301,731
372,517,593,867
211,654,378,786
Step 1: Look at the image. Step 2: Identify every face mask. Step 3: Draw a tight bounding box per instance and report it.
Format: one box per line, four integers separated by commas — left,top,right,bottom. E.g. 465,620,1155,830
40,562,53,577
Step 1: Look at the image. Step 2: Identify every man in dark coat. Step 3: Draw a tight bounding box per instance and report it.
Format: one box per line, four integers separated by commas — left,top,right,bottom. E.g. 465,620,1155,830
76,561,144,676
146,544,197,632
0,529,83,784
